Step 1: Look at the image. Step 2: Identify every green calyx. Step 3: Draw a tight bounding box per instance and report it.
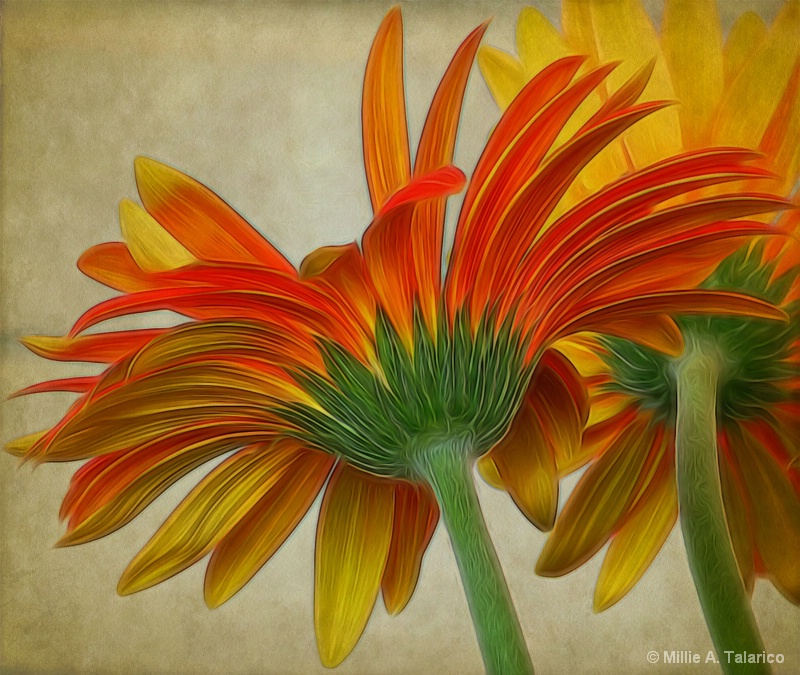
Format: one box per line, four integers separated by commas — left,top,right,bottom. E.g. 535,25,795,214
601,242,798,427
279,305,532,478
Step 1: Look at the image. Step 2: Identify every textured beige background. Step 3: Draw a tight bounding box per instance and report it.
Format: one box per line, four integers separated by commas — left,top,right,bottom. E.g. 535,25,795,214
1,1,798,673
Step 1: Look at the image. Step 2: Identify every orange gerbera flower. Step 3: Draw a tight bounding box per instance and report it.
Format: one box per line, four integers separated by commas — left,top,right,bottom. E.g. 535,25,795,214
5,6,792,672
541,213,800,607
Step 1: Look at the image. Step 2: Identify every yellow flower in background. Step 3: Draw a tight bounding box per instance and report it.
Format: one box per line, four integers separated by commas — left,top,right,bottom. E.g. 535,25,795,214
479,0,800,202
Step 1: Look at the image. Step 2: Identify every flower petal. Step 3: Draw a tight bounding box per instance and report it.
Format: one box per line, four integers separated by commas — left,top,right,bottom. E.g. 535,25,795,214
477,46,526,111
134,157,294,272
118,198,196,272
413,21,487,333
734,423,800,603
481,398,559,531
21,329,169,364
719,429,756,596
562,0,682,168
363,166,466,350
723,12,767,87
516,7,569,80
598,315,684,357
315,463,394,667
59,427,277,546
362,6,411,213
536,414,659,576
594,455,677,611
712,0,800,151
661,0,723,147
204,449,334,608
381,481,439,615
117,440,306,595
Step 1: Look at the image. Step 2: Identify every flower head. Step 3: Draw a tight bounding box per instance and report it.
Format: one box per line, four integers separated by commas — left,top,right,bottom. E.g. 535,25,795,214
6,5,792,668
482,0,800,614
542,221,800,611
480,0,800,201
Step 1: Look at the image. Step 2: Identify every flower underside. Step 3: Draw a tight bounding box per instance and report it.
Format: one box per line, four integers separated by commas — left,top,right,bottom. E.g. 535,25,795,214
282,306,531,478
602,241,799,427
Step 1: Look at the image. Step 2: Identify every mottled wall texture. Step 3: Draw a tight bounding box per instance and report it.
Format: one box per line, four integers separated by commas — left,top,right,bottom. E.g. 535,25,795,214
1,1,796,674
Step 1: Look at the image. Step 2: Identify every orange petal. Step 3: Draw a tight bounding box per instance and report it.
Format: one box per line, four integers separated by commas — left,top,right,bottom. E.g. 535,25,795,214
21,329,168,364
134,157,294,272
315,463,394,667
300,242,378,334
719,429,757,596
204,449,334,608
381,481,439,615
481,399,559,531
596,315,684,357
361,7,411,213
59,427,278,545
117,440,305,595
11,376,100,397
77,242,157,292
412,21,487,333
536,414,659,576
732,424,800,603
363,166,466,351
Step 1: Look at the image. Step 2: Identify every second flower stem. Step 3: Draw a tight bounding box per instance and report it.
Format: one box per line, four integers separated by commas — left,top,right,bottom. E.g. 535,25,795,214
415,438,534,675
674,337,768,674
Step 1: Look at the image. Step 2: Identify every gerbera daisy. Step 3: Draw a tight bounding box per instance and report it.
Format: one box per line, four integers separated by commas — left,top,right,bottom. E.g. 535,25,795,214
542,212,799,671
5,6,792,673
479,0,799,205
478,0,800,667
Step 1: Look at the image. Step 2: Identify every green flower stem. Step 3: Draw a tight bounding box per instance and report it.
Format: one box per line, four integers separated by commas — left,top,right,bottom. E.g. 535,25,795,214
414,438,534,675
674,337,768,675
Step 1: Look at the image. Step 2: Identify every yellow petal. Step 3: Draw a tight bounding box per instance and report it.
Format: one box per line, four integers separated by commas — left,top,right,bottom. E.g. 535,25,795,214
117,441,303,595
118,199,196,272
564,0,682,168
315,463,394,667
723,12,767,88
661,0,723,147
713,0,800,149
477,453,504,489
516,8,569,79
4,431,47,458
477,46,526,111
594,460,677,611
204,449,333,608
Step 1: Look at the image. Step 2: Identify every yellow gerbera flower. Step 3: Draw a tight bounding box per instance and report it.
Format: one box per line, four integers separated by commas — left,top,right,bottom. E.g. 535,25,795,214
480,0,799,201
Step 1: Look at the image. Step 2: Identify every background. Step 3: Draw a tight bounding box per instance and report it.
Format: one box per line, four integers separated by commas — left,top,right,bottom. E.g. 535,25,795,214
1,1,797,673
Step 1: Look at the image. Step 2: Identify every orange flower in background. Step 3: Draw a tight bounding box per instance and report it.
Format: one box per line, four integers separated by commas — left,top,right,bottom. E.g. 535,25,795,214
5,5,793,672
542,237,800,611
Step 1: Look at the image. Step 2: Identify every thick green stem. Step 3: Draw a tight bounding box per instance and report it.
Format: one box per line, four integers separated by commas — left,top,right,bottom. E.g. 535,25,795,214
414,438,534,675
674,337,768,675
